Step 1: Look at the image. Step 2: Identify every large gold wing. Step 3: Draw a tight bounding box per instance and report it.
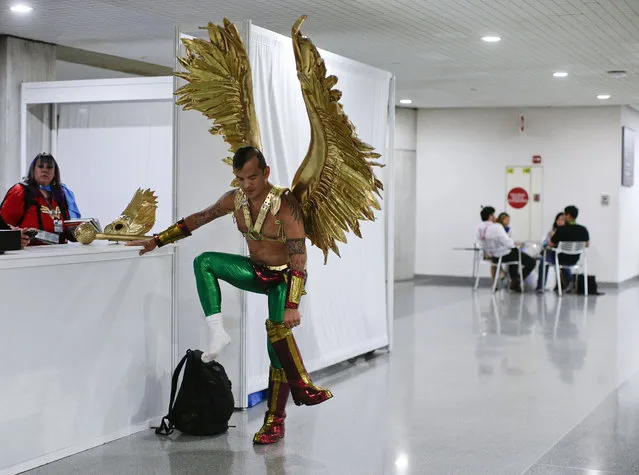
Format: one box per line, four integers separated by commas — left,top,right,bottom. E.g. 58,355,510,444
291,16,384,263
175,19,262,164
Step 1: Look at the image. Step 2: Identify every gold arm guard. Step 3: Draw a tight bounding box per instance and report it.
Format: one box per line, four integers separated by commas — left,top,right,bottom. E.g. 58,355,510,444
285,270,307,309
154,219,192,247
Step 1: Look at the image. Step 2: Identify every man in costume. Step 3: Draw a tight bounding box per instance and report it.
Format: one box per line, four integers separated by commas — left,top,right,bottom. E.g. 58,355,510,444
131,146,332,444
129,16,384,444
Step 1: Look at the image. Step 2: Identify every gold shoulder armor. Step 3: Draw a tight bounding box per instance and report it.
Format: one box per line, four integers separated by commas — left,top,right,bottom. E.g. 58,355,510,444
235,188,245,211
270,186,289,216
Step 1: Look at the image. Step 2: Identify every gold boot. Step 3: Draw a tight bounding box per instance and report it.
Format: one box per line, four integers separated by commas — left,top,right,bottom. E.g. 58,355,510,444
253,366,289,444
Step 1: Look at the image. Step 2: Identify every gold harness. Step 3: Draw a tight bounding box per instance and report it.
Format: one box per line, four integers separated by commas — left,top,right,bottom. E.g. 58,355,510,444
235,186,287,243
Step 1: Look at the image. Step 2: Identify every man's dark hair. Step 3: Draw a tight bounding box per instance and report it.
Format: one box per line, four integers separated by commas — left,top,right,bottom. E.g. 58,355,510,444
564,205,579,220
480,206,495,222
233,146,267,171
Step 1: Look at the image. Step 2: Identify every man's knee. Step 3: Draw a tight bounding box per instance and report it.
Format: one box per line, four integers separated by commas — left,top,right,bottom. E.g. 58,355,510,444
193,252,220,273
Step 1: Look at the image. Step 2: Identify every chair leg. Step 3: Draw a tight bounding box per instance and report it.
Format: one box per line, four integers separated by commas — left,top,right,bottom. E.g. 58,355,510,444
473,252,480,291
492,257,501,293
555,256,563,297
542,250,547,290
584,260,588,297
518,250,524,292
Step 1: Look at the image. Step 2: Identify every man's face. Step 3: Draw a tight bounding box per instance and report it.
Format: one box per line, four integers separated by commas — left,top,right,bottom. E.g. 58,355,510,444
234,156,269,200
488,213,496,223
34,159,55,187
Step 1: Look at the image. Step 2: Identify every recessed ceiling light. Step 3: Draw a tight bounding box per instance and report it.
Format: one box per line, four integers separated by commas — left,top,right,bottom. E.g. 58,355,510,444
597,94,611,100
553,71,568,78
399,99,412,105
10,4,33,13
481,35,501,43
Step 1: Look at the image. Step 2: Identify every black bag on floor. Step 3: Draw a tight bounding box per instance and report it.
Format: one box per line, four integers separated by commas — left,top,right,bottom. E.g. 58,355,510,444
155,349,234,436
575,274,604,295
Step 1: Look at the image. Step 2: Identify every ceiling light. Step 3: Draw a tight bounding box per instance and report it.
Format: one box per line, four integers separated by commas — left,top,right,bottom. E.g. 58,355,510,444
10,4,33,13
597,94,611,100
553,71,568,78
481,35,501,43
399,99,412,105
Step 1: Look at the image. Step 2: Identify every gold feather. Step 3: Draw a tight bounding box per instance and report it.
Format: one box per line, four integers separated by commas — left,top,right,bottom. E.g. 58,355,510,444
103,188,158,236
175,18,262,171
290,16,384,263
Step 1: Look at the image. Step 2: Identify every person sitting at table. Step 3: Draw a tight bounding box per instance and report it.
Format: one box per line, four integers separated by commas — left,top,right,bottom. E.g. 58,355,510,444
548,205,589,292
476,206,535,292
536,212,565,293
497,212,511,236
0,153,80,245
0,214,31,248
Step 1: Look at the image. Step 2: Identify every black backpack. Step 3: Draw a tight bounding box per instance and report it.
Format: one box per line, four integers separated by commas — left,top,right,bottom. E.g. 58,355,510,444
155,349,234,436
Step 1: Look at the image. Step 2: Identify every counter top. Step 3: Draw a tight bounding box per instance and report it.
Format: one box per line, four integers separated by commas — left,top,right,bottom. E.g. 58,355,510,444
0,241,174,269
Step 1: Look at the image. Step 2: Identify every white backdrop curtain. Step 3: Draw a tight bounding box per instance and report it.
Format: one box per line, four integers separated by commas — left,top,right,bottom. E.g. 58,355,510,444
245,24,393,394
56,101,173,231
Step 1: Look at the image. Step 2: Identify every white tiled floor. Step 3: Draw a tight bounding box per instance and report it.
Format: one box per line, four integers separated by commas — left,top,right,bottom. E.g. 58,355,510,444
22,283,639,474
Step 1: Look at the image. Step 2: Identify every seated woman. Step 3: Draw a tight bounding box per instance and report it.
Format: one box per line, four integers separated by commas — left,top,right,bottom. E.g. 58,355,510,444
0,153,80,245
492,212,511,282
536,212,565,292
497,212,511,236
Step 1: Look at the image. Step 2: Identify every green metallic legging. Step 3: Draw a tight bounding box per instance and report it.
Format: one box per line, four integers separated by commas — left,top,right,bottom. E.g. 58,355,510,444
193,252,286,368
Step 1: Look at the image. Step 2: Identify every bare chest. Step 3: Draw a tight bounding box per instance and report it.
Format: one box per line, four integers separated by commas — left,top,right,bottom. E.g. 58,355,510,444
233,207,284,241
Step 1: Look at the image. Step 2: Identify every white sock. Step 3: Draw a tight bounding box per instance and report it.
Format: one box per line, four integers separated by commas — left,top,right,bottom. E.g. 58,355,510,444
201,313,231,363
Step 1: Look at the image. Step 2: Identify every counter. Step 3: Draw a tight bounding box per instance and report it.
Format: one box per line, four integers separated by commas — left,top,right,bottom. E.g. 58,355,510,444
0,242,175,474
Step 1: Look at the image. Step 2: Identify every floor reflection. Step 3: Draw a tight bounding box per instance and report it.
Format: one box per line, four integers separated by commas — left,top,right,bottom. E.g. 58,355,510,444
472,293,597,384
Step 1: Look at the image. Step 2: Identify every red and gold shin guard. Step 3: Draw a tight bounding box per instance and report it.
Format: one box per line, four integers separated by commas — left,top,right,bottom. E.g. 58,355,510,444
253,366,289,444
266,320,333,407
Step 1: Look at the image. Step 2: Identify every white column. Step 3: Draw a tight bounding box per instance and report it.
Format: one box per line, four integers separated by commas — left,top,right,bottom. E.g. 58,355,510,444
0,36,55,195
394,107,417,281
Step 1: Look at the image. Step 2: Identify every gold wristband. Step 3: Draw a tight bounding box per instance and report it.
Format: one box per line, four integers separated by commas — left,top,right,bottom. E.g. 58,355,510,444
155,219,191,247
285,271,307,309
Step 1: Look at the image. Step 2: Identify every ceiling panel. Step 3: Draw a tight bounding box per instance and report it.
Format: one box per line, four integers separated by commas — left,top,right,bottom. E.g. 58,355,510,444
1,0,638,107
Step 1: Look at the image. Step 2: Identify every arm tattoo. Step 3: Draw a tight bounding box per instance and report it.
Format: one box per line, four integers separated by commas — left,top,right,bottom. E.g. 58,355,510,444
187,191,234,230
286,238,306,256
283,192,304,225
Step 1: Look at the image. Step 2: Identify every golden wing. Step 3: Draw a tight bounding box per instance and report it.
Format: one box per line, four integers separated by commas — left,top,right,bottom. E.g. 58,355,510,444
103,188,158,236
175,18,262,165
291,16,384,263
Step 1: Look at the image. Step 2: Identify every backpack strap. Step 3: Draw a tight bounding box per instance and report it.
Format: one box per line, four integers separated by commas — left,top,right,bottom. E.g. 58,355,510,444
154,350,192,436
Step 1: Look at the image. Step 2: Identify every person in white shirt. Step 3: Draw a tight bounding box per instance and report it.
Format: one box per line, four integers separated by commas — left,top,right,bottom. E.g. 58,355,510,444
476,206,535,292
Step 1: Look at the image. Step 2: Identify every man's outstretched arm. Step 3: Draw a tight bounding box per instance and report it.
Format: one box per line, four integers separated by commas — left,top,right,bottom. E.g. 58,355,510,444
127,190,235,255
184,190,235,232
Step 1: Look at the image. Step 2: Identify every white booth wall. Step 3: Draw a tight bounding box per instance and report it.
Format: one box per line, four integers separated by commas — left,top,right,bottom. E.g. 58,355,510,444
245,25,392,394
174,100,246,406
56,101,173,231
0,244,174,475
